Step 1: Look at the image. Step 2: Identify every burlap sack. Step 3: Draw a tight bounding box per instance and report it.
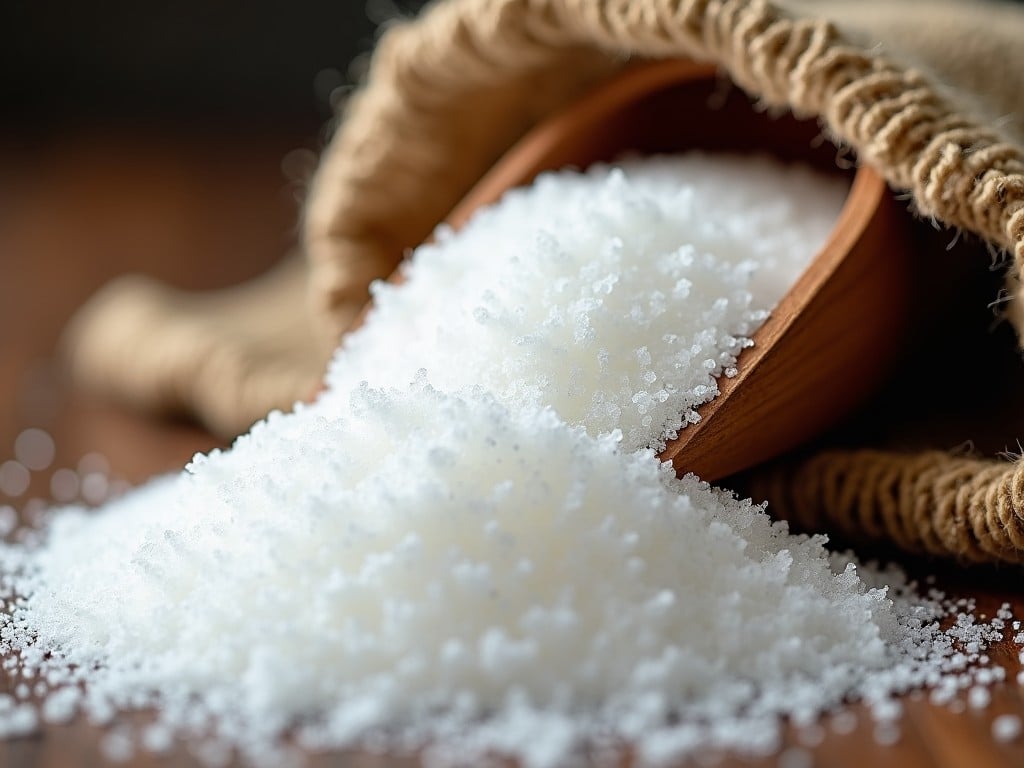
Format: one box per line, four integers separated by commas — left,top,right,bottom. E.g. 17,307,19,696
65,0,1024,563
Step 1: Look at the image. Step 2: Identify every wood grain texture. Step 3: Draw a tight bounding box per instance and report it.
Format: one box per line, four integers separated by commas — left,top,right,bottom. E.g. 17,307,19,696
0,126,1023,768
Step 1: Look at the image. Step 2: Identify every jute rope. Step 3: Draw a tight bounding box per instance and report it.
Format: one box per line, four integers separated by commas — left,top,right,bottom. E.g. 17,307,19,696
66,0,1024,562
65,255,326,437
298,0,1024,563
747,451,1024,564
306,0,1024,344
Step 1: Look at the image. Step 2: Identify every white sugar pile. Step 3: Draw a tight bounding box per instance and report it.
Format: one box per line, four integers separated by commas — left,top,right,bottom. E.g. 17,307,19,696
325,156,840,450
0,155,1017,767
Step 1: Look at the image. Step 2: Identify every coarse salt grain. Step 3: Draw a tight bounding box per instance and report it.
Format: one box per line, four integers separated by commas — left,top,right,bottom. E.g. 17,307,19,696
49,469,80,504
0,462,30,499
968,686,992,709
13,429,55,473
993,714,1022,743
777,746,814,768
796,723,825,747
142,723,175,753
41,687,80,724
0,507,16,538
79,472,110,506
873,723,901,747
829,711,857,735
0,705,37,738
101,728,135,762
0,155,1016,767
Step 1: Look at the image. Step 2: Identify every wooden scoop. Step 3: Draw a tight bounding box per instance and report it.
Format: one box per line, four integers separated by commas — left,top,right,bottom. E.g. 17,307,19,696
379,59,914,482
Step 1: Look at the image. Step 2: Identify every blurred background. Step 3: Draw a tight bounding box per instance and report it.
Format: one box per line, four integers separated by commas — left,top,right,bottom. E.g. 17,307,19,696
2,0,429,128
0,0,424,480
4,0,1024,129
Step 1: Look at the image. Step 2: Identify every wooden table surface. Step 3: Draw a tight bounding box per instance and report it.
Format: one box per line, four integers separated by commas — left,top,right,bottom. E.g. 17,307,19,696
1,127,1023,767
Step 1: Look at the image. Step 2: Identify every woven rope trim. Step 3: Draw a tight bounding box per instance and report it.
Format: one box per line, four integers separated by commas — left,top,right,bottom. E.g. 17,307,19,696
748,451,1024,564
295,0,1024,564
304,0,1024,344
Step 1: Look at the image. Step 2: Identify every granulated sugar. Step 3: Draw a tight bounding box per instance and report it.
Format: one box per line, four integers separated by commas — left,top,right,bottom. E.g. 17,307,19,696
325,156,842,451
0,156,1018,767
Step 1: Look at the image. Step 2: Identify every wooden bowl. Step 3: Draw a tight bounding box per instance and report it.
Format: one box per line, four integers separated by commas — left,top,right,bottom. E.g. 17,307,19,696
422,59,913,481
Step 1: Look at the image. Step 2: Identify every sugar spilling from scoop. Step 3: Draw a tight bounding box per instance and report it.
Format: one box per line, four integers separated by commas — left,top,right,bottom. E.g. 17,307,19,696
0,155,1016,767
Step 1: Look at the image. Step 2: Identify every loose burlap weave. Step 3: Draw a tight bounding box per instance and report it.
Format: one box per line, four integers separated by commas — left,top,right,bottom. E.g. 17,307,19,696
65,0,1024,563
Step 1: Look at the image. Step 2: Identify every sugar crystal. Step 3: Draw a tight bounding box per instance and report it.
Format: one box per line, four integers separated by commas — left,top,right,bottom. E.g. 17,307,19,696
969,686,992,709
14,429,55,472
49,469,80,504
993,714,1022,743
0,462,29,499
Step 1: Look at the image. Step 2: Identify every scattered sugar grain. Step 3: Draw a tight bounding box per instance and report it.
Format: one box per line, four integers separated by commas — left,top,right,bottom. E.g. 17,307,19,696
969,686,992,710
873,723,901,746
190,739,234,768
14,429,55,472
42,687,81,724
870,699,903,723
0,507,16,538
993,714,1022,743
79,472,110,506
0,704,38,738
777,746,813,768
0,462,29,498
829,711,857,735
795,723,825,747
86,698,116,727
142,723,175,753
101,728,135,762
49,469,80,503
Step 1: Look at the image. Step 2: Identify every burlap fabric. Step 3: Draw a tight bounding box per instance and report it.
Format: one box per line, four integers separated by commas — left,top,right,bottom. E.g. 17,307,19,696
65,0,1024,563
